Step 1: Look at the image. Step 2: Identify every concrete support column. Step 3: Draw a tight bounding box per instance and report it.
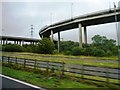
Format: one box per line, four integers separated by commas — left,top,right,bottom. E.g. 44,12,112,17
35,42,37,45
84,26,87,44
14,41,16,44
19,41,21,45
17,41,18,44
6,39,8,44
78,23,82,48
22,40,24,45
58,32,60,53
41,35,43,39
0,40,2,44
51,30,53,42
30,42,33,44
3,40,5,45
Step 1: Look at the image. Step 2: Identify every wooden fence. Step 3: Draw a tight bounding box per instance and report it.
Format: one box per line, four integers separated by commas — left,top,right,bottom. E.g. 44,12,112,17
1,56,120,85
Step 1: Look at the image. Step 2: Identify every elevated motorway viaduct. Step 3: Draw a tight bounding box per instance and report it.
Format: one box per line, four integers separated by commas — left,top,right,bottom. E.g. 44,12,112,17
39,8,120,52
0,36,40,45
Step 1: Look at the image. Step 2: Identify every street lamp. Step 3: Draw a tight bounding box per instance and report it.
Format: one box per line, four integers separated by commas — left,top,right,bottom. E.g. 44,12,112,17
114,1,120,67
71,2,73,19
118,1,120,66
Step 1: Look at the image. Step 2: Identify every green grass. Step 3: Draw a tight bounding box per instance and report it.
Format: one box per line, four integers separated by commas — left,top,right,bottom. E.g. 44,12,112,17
2,66,98,88
2,52,119,68
2,52,118,60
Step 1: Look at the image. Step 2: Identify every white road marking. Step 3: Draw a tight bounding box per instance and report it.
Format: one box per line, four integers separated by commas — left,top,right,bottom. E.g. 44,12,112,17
0,74,46,90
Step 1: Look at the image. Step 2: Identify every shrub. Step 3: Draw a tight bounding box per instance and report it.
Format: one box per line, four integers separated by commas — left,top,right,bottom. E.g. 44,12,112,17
2,44,23,52
64,50,71,55
37,38,55,54
93,49,106,57
71,47,84,56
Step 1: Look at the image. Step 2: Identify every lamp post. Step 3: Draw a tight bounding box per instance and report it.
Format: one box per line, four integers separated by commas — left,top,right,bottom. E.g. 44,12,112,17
118,1,120,67
71,2,73,19
114,2,120,67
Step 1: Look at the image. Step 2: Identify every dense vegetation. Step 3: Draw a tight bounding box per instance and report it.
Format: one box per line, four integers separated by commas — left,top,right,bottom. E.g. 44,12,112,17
59,35,118,57
1,35,118,57
1,38,54,54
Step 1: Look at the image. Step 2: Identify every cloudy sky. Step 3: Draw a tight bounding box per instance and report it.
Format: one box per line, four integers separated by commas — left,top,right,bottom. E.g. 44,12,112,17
1,0,120,43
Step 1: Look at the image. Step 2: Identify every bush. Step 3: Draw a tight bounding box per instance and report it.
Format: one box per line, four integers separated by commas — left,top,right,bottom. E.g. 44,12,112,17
37,38,55,54
93,49,106,57
71,47,84,56
3,44,23,52
105,50,112,56
64,50,71,55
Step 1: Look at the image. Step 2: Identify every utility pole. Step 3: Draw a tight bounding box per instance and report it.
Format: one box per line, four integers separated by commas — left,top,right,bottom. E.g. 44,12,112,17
30,25,34,38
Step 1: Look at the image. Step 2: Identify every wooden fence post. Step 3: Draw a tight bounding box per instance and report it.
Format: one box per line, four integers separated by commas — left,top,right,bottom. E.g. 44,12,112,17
24,59,26,68
2,56,3,63
46,61,49,73
8,57,10,64
61,62,65,76
106,67,109,86
15,57,17,64
81,64,84,79
34,60,37,70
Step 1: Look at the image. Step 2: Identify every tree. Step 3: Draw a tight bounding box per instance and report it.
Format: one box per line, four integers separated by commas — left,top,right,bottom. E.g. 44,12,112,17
37,38,54,54
91,35,117,56
59,41,79,52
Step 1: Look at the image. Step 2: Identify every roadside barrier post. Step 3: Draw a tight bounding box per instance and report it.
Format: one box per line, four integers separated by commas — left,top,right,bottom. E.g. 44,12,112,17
8,57,10,64
61,62,65,76
81,65,84,79
2,56,3,63
24,59,26,68
46,61,49,73
15,57,17,64
34,60,37,70
106,67,109,86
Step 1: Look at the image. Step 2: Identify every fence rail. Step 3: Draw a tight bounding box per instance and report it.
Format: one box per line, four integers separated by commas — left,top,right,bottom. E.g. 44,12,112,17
1,56,120,85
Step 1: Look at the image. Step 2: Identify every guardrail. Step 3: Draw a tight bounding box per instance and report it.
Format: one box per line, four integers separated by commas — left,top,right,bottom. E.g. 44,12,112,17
1,56,119,85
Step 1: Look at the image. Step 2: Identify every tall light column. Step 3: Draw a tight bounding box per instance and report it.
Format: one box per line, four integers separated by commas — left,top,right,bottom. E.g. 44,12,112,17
58,32,60,53
79,23,82,48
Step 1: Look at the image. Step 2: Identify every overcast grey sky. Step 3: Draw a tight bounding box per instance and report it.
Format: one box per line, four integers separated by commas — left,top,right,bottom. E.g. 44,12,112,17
1,0,120,43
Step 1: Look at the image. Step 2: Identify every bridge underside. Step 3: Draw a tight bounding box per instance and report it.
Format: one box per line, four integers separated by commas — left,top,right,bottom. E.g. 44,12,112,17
0,36,40,45
41,14,120,37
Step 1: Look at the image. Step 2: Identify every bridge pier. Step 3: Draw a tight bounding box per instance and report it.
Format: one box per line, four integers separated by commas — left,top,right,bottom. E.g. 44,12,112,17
58,32,60,53
22,40,24,45
78,23,82,48
5,39,8,44
0,39,2,44
3,40,5,45
41,35,43,39
14,41,16,44
17,41,19,44
19,41,21,45
84,26,87,44
51,30,53,42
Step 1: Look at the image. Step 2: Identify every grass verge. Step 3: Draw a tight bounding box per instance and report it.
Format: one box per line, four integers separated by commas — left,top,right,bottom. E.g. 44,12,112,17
2,66,97,89
2,52,119,68
2,63,119,89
